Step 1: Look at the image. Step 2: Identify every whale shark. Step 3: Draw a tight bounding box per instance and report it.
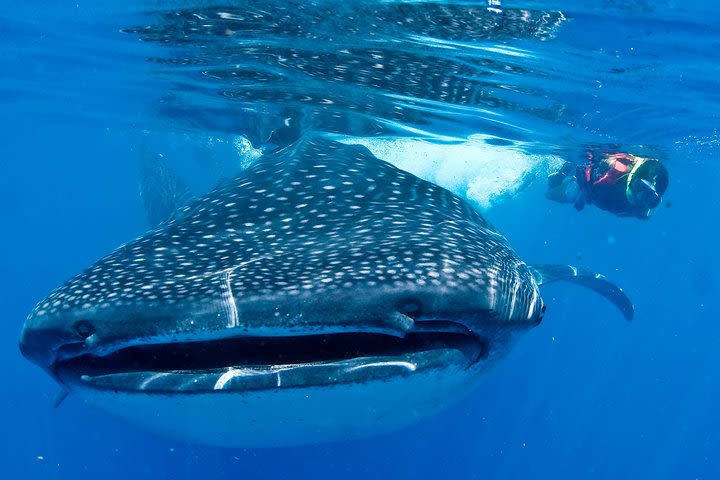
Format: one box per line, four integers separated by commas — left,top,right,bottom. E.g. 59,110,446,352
19,136,632,447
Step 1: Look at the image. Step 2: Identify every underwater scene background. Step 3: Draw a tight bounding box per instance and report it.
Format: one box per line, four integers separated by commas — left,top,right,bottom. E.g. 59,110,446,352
1,0,719,478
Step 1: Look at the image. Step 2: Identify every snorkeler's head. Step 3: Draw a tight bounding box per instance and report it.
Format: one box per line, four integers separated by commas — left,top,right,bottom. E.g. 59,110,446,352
626,158,669,213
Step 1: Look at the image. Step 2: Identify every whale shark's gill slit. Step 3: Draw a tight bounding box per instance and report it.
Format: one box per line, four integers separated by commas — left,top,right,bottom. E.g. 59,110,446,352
220,268,239,328
213,257,269,329
55,330,486,378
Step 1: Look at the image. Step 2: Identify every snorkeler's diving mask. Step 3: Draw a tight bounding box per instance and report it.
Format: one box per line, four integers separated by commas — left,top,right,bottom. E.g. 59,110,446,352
626,158,663,209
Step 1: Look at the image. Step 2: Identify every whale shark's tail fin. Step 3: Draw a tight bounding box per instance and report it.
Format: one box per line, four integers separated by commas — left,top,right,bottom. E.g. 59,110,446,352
529,264,634,321
140,152,193,227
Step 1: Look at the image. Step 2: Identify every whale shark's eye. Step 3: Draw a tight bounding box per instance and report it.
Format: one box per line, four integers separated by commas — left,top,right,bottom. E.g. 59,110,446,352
73,320,95,339
397,299,422,318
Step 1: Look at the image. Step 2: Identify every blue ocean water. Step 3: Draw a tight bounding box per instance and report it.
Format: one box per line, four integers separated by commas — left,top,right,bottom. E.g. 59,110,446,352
2,0,719,478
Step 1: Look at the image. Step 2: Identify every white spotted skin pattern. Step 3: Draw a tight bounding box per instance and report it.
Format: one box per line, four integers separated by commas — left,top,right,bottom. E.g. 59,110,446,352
24,136,541,355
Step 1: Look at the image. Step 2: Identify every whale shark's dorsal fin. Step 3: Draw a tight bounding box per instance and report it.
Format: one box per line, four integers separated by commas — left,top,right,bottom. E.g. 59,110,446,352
139,152,193,227
529,264,634,321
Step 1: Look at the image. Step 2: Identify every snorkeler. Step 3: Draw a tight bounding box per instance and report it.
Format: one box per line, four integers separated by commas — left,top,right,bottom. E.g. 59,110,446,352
546,151,669,219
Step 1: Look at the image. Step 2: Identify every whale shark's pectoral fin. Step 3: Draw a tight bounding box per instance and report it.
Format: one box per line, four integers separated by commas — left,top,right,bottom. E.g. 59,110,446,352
53,388,69,408
529,264,634,321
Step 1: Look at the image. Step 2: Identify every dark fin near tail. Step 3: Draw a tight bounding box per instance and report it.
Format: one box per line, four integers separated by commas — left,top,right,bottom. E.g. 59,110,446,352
139,152,193,227
529,264,634,321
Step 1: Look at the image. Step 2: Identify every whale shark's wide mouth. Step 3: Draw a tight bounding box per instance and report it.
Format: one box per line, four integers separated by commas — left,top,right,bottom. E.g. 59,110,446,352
54,324,488,393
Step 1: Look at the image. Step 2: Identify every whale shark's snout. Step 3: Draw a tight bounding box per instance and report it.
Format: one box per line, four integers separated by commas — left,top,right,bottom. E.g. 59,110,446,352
19,322,75,373
20,136,624,447
20,300,219,377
